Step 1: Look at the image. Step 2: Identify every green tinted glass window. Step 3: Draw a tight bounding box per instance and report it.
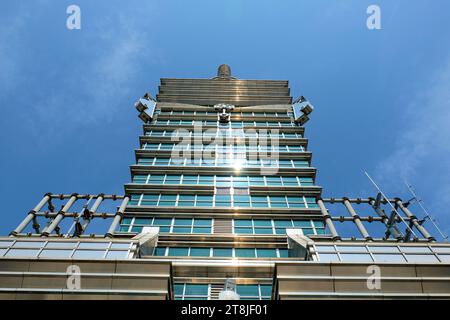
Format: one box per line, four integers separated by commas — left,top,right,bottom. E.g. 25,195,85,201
236,284,259,296
213,248,233,257
159,194,177,206
168,247,189,256
260,285,272,297
134,218,152,225
153,218,172,225
292,221,312,228
174,284,184,295
185,284,209,296
192,227,212,234
274,220,292,227
182,175,198,184
190,248,210,257
172,227,191,233
174,218,192,226
154,247,166,256
193,219,212,226
253,220,272,227
234,220,252,227
235,248,256,258
256,249,277,258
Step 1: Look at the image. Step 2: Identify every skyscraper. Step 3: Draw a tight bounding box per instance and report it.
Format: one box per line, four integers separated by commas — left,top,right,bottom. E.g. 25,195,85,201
1,65,449,300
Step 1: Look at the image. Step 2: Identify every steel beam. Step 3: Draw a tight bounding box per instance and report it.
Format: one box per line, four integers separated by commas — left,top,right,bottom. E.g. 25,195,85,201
105,196,130,238
10,193,51,236
395,199,435,241
343,198,372,241
317,199,340,241
41,194,78,236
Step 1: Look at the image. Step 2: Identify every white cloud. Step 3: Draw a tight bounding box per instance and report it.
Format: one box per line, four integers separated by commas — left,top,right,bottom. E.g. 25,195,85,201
0,3,162,139
375,56,450,238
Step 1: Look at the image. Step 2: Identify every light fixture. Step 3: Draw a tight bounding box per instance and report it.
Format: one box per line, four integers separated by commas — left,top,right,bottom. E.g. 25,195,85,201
134,93,157,123
138,111,152,123
293,95,314,125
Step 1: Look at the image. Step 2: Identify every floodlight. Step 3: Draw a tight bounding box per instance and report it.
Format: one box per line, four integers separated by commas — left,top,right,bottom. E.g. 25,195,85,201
138,111,152,123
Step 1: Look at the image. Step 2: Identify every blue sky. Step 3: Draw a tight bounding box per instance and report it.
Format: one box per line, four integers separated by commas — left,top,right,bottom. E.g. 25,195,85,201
1,0,449,239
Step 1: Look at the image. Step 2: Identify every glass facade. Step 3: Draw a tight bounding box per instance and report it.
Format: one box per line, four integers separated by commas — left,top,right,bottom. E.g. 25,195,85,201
142,142,305,153
132,174,314,187
119,217,213,233
233,219,325,235
314,244,450,263
128,193,319,209
136,157,310,168
0,239,136,260
154,247,288,258
173,283,272,300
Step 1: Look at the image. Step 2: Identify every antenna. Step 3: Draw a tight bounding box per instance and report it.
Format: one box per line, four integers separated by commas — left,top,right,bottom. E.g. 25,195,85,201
364,171,419,240
404,181,448,242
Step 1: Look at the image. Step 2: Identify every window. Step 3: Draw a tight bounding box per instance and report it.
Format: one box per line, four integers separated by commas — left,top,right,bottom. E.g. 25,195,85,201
193,195,210,207
178,195,195,207
234,195,251,207
372,254,406,263
215,195,231,207
270,196,288,208
256,248,277,258
72,250,106,259
0,240,134,261
234,219,323,235
165,175,181,184
190,248,210,257
405,254,439,263
251,196,269,207
235,248,256,258
175,284,209,300
340,253,373,262
127,193,320,210
183,175,198,184
213,248,233,257
132,175,147,184
141,194,158,206
168,247,189,256
6,249,40,258
159,194,177,206
236,284,272,300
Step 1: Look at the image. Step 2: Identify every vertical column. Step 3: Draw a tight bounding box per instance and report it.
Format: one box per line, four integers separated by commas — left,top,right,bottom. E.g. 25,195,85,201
105,195,130,238
343,198,372,241
10,193,52,236
395,199,435,241
42,193,78,236
317,199,340,241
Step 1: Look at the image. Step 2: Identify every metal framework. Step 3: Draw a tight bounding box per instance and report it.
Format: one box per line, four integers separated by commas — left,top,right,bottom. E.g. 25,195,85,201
10,193,130,238
10,192,436,243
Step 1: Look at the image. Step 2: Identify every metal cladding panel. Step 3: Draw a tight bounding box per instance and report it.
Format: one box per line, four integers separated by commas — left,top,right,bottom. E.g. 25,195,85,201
0,258,173,300
274,261,450,299
157,78,292,106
